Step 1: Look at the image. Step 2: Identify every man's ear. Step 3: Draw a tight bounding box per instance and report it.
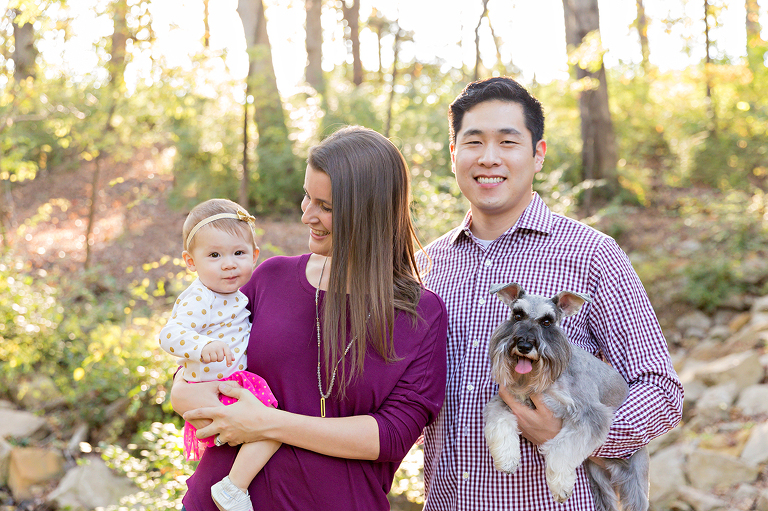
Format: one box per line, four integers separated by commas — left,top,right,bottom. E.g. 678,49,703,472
182,251,196,272
534,139,547,173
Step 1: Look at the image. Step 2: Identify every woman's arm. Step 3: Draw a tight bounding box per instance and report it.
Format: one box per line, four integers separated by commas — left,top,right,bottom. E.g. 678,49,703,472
185,383,380,459
170,370,226,429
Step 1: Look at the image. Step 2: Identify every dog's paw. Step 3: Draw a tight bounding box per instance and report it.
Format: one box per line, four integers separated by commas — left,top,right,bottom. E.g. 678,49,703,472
492,452,520,474
546,467,576,504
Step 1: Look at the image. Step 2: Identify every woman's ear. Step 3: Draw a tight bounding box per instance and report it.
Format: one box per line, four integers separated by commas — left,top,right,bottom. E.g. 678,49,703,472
182,251,196,272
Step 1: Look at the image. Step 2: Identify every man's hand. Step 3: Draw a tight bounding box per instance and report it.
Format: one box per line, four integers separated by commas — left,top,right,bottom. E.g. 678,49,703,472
499,386,562,446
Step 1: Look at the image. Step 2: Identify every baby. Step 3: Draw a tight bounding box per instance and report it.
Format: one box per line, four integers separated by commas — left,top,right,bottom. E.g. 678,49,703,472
160,198,277,511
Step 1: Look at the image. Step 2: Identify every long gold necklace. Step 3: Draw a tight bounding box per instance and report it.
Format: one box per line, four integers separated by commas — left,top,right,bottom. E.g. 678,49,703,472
315,257,355,418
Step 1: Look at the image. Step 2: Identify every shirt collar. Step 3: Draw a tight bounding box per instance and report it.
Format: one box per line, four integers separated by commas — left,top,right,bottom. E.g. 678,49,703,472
449,192,553,245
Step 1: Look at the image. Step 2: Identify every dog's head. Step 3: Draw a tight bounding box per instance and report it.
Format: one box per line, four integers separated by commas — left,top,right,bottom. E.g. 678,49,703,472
488,282,590,394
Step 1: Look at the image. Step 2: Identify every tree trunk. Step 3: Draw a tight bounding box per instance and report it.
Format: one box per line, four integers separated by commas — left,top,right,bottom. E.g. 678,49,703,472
342,0,363,86
305,0,324,92
11,9,37,82
636,0,650,74
703,0,717,134
237,0,297,211
384,28,401,138
562,0,618,210
746,0,763,73
109,0,128,90
473,0,490,81
203,0,210,48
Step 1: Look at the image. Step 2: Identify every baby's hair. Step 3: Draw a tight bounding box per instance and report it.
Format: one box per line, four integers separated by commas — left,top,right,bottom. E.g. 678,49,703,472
182,199,256,252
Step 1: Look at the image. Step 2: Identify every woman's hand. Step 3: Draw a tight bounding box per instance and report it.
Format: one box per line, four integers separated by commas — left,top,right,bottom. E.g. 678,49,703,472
499,386,562,446
170,371,226,430
183,383,271,445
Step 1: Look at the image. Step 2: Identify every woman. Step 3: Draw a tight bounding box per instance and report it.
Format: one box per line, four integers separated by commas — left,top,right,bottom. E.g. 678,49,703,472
171,125,449,511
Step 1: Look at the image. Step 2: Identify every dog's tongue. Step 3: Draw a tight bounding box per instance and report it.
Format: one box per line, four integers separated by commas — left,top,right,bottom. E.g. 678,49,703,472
515,358,533,374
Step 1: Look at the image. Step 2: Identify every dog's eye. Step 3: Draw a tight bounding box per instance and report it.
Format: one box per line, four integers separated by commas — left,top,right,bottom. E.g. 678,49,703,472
540,318,552,327
513,312,525,321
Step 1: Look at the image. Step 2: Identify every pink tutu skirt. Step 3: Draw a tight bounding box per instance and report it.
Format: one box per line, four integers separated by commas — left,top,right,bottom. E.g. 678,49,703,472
183,370,278,461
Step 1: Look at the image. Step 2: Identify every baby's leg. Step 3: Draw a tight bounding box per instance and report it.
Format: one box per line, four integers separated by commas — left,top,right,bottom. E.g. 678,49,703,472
228,440,281,491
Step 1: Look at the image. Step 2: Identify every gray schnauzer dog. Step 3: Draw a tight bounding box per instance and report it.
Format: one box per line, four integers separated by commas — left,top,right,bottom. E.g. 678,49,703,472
483,282,649,511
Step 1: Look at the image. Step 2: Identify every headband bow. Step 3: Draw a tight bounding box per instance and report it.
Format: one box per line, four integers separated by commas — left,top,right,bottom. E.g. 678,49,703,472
186,209,256,249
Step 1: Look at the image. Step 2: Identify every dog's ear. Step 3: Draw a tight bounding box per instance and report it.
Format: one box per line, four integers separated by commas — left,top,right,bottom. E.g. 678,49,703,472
490,282,525,308
553,291,591,317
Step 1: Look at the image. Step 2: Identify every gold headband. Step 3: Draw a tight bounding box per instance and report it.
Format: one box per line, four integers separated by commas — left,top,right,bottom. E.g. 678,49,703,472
186,210,256,249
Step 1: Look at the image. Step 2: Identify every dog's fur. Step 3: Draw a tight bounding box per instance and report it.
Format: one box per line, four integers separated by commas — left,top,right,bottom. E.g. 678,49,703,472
483,282,649,511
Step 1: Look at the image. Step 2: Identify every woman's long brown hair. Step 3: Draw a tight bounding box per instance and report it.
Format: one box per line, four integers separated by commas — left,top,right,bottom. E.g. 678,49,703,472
307,125,423,399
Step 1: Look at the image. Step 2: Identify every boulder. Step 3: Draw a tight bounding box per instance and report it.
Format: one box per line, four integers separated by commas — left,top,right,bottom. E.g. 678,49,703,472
685,448,759,491
15,375,64,410
734,384,768,416
692,382,737,421
0,437,11,487
740,421,768,467
7,447,65,501
649,443,687,507
756,487,768,511
677,485,730,511
695,350,764,390
47,456,137,510
0,408,48,441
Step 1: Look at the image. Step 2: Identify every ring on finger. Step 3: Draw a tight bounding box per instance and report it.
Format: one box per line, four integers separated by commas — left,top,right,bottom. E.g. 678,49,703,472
214,435,224,447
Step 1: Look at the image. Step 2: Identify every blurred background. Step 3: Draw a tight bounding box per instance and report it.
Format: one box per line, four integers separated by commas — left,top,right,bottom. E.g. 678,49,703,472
2,0,768,509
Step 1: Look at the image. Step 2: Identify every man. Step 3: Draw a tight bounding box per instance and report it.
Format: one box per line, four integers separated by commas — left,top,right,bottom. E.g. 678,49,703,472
418,77,683,510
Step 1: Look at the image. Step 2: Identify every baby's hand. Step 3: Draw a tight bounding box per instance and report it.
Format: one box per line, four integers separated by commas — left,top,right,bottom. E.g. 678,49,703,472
200,341,235,366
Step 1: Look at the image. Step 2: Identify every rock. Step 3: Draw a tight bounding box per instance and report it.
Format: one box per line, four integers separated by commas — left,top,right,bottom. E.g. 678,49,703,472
735,384,768,416
677,310,712,339
740,421,768,467
677,485,730,511
46,456,137,510
723,320,768,353
15,375,64,410
0,437,10,487
750,295,768,325
696,350,764,390
685,448,759,491
7,447,65,501
693,382,737,421
756,487,768,511
649,443,688,507
729,312,752,333
0,408,48,441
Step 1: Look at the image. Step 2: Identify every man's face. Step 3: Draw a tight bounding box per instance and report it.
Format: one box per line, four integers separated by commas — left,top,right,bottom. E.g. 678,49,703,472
451,99,546,233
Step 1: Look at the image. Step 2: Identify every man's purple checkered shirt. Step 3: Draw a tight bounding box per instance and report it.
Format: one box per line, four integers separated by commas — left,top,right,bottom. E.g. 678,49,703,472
418,193,683,511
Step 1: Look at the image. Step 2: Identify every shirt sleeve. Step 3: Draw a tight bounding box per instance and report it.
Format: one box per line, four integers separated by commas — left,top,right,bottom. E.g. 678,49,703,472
159,286,218,360
372,293,449,463
588,238,684,459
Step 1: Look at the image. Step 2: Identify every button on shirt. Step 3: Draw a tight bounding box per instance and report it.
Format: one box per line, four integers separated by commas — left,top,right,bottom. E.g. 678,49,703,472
418,193,683,511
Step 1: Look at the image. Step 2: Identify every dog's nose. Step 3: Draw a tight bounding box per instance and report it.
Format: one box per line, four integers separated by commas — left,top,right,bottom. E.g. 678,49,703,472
516,340,534,354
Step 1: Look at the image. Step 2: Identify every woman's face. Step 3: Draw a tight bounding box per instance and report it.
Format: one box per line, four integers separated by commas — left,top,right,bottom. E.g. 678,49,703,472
301,164,333,257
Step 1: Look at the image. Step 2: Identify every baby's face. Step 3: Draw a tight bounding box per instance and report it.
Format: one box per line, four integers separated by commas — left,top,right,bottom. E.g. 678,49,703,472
183,227,258,294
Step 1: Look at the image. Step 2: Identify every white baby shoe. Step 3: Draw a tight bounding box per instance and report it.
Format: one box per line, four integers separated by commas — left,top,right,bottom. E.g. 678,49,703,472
211,476,254,511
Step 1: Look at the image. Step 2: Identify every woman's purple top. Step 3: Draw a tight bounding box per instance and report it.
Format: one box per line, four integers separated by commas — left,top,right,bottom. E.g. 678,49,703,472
182,254,448,511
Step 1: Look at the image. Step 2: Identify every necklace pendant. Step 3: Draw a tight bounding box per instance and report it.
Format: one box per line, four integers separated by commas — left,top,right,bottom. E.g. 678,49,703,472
320,397,326,418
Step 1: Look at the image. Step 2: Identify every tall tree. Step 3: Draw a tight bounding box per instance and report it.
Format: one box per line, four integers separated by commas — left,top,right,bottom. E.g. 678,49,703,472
237,0,298,211
11,8,36,81
635,0,650,74
562,0,618,209
203,0,210,48
703,0,717,134
305,0,324,92
746,0,764,72
342,0,362,86
367,8,393,83
108,0,128,90
473,0,490,81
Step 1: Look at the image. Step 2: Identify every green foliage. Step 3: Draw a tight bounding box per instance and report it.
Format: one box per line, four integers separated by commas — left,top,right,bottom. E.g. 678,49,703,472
101,422,194,510
0,252,178,438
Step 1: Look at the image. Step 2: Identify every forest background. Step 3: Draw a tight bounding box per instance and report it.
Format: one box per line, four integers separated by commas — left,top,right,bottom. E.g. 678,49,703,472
2,0,768,509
